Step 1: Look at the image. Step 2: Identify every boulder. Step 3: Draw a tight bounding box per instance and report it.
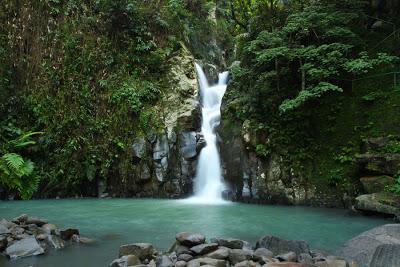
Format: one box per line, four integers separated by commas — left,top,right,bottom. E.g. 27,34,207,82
253,248,274,262
297,253,313,265
12,214,28,224
264,263,307,267
132,137,147,161
0,224,10,235
190,243,218,255
176,232,205,247
5,236,45,259
206,246,230,259
0,235,7,251
41,223,57,234
179,132,197,159
211,238,244,249
276,252,297,262
119,243,155,260
176,261,187,267
177,253,193,262
228,249,253,264
234,260,257,267
156,255,174,267
360,176,395,193
369,244,400,267
356,153,400,175
60,228,80,240
46,234,65,249
186,257,226,267
354,192,400,216
336,224,400,267
26,217,48,226
256,236,310,256
110,255,141,267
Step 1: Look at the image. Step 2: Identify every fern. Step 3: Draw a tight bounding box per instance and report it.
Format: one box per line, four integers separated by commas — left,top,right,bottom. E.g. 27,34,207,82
2,153,25,175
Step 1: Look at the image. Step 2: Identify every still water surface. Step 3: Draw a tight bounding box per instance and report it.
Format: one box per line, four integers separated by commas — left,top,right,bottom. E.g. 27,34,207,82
0,198,390,267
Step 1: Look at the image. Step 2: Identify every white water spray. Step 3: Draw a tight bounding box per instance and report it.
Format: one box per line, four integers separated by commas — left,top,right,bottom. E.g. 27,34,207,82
185,63,229,204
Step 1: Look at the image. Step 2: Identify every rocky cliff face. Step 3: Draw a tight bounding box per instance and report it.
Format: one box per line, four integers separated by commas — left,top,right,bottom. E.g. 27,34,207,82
105,46,203,198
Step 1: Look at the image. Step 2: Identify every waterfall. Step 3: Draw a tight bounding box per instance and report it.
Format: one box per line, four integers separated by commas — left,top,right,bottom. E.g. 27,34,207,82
185,63,229,204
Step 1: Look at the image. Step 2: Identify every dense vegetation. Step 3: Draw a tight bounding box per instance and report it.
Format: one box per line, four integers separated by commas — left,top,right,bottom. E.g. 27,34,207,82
1,0,399,200
223,0,400,195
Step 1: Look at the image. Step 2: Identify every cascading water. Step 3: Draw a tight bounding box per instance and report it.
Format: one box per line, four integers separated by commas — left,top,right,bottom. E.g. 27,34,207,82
185,63,229,204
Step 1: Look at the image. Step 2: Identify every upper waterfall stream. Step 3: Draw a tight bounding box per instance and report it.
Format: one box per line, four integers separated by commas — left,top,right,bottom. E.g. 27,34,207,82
185,64,229,204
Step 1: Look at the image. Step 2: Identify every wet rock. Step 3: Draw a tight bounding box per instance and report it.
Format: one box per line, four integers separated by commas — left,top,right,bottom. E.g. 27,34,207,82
176,232,206,247
212,238,244,249
229,249,253,264
110,255,141,267
42,223,57,234
60,228,80,240
12,214,28,224
369,244,400,267
46,234,65,249
190,243,218,255
354,192,400,216
180,132,197,159
206,246,230,259
276,252,297,262
253,248,274,262
256,236,310,256
132,137,147,161
26,217,48,227
119,243,155,260
336,224,400,267
71,235,95,244
5,236,45,259
0,224,10,235
153,135,169,161
177,253,193,262
157,255,174,267
176,260,187,267
297,253,313,265
0,235,7,251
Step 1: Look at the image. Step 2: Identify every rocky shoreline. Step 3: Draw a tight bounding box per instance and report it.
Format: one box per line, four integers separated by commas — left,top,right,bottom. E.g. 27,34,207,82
109,225,400,267
0,214,92,260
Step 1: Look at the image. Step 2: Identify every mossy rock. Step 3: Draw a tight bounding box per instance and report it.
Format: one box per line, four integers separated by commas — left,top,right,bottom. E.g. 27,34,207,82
360,175,396,194
355,192,400,216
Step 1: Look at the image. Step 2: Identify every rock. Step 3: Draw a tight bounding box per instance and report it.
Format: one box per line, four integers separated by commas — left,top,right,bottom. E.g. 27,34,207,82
187,257,226,267
10,226,24,236
229,249,253,264
132,137,147,161
256,236,310,256
253,248,274,262
264,263,307,267
26,217,48,226
110,255,141,267
336,224,400,267
356,153,400,175
60,228,80,240
46,234,65,249
297,253,313,265
157,255,174,267
234,260,257,267
119,243,155,260
176,260,187,267
72,235,95,244
178,253,193,262
369,244,400,267
0,235,7,251
170,242,193,255
180,132,197,159
314,257,348,267
5,236,45,259
36,234,47,241
360,176,395,193
354,192,400,216
0,219,15,229
190,243,218,255
276,252,297,262
176,232,205,247
206,246,230,259
42,223,57,234
153,135,169,161
0,224,11,235
212,238,244,249
13,214,28,224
